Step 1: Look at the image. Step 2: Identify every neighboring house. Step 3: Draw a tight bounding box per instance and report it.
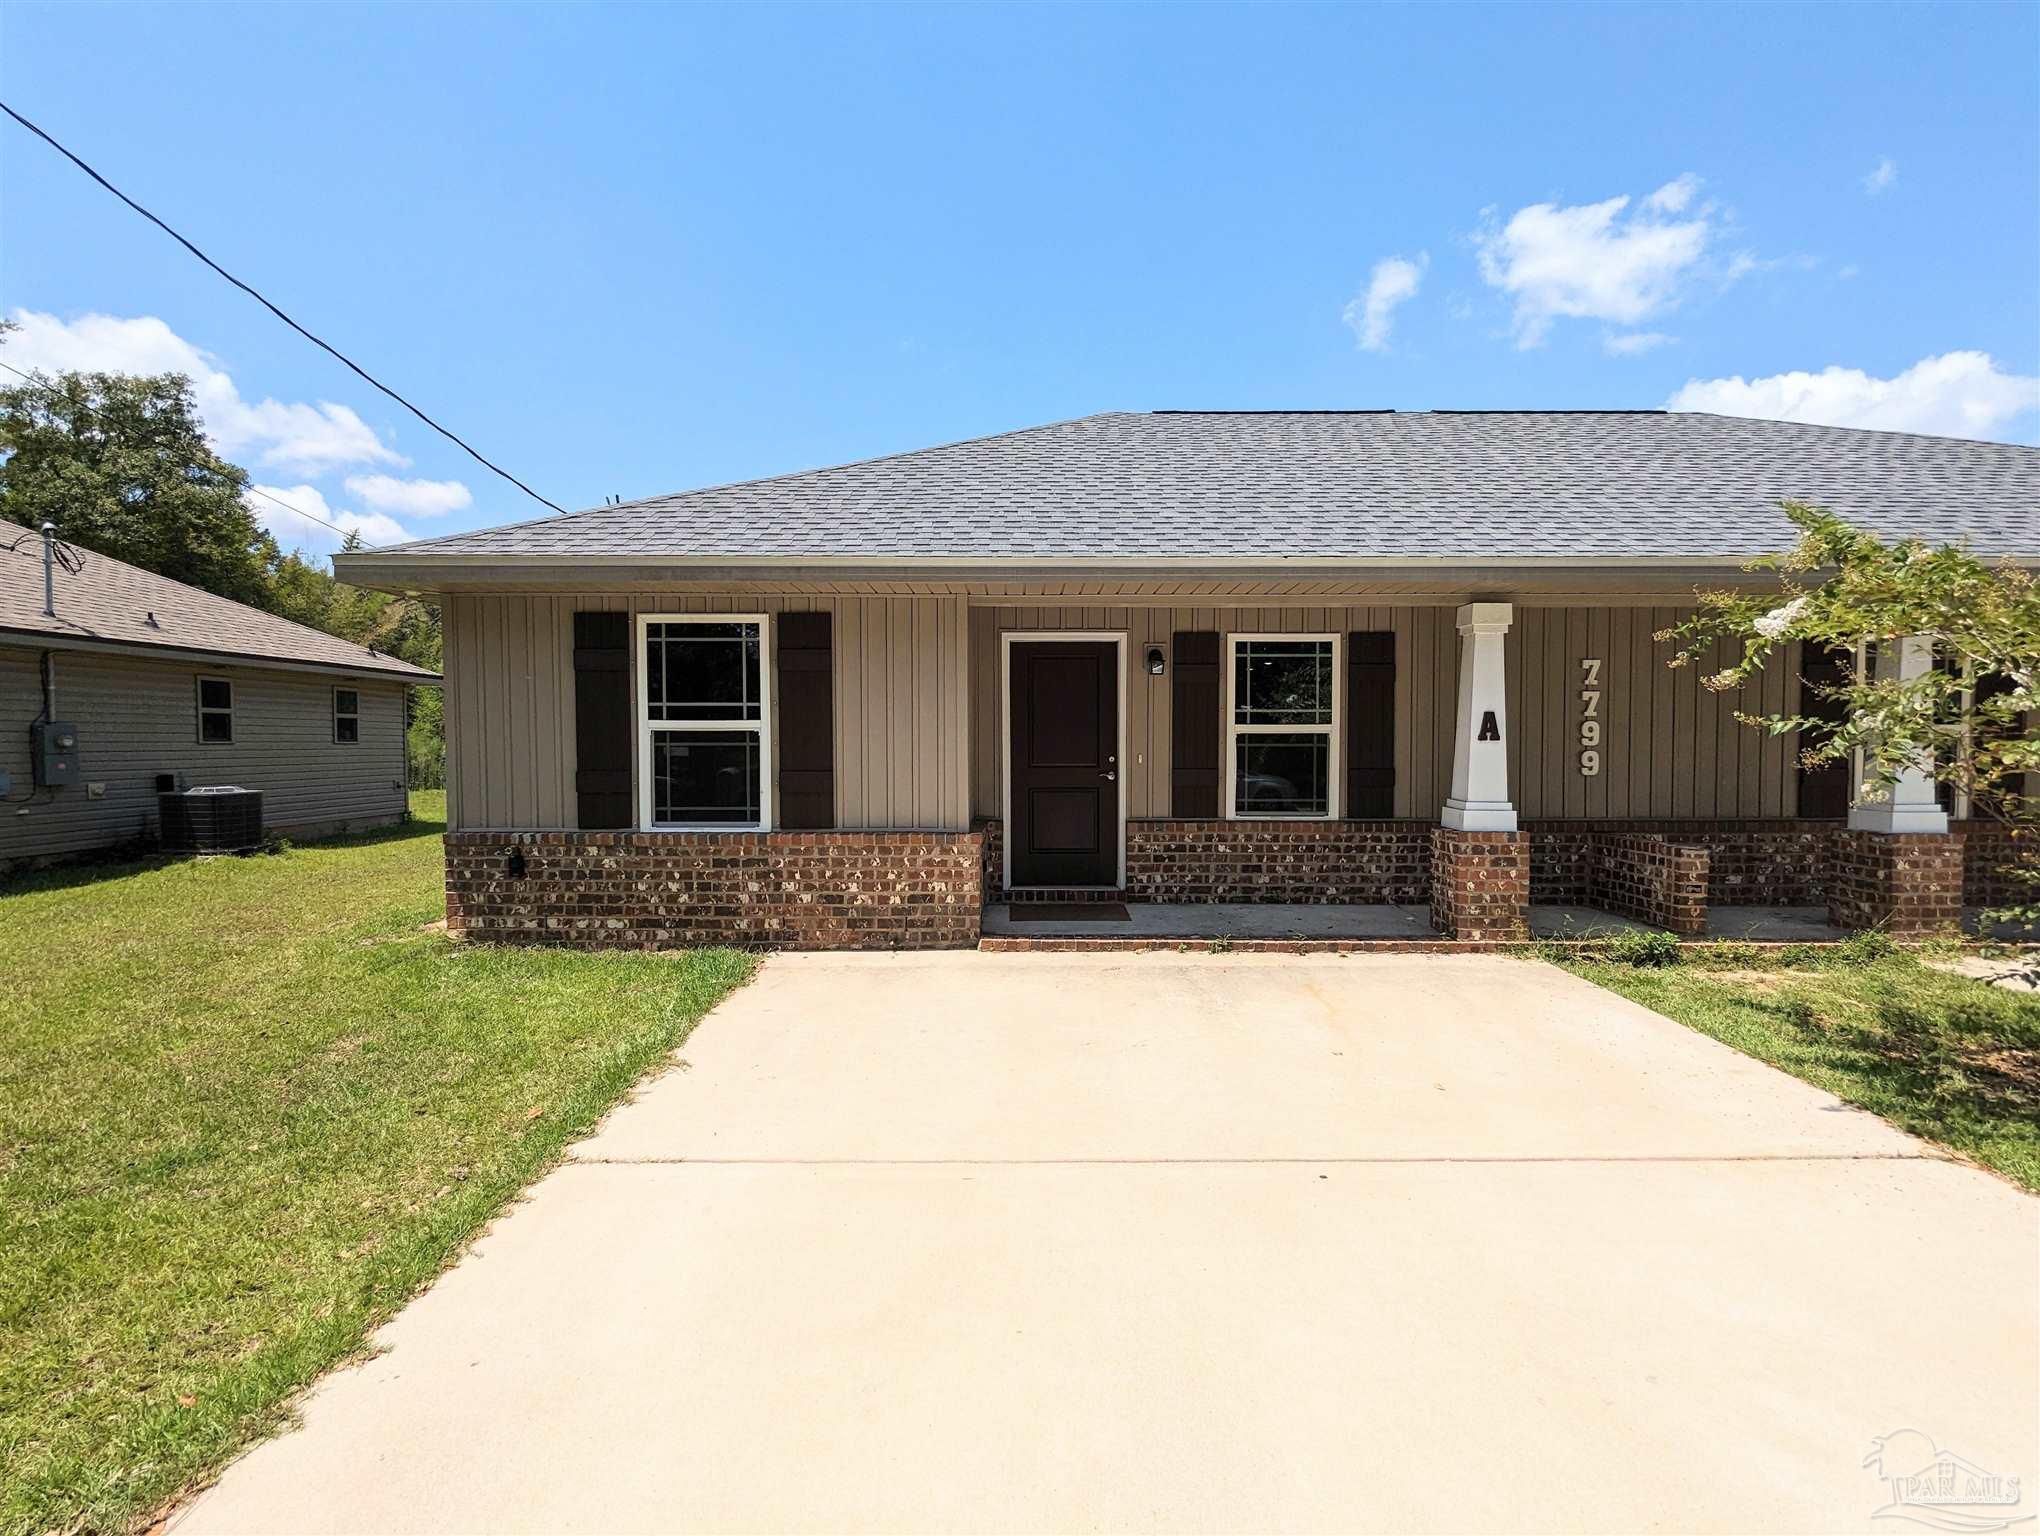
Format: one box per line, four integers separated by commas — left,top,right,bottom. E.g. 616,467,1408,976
2,519,439,871
335,411,2040,949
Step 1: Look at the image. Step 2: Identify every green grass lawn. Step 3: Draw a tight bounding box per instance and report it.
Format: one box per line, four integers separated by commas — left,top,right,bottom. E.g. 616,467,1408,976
1561,942,2040,1191
0,794,753,1536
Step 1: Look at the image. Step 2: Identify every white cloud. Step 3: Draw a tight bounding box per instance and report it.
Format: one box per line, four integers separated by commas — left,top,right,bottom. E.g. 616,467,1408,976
1604,331,1674,356
1343,253,1427,352
4,309,406,474
247,483,414,553
1863,157,1897,195
344,473,472,517
1642,173,1701,214
1837,263,1861,280
1667,351,2040,440
1473,176,1723,347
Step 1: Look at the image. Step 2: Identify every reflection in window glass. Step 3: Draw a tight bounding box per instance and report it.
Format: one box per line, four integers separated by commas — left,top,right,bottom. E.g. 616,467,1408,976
1235,733,1330,816
652,732,760,824
645,622,761,721
640,618,769,828
1233,640,1333,724
198,677,234,743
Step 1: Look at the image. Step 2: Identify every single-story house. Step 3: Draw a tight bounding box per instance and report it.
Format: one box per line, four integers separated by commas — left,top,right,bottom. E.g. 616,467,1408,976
2,518,440,872
334,410,2038,948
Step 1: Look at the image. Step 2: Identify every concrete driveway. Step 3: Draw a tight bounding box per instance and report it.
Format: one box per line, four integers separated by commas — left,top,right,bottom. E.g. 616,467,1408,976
178,952,2037,1534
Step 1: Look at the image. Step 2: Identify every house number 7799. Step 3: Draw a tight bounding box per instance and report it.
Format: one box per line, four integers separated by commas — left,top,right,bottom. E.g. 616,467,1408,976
1578,658,1602,777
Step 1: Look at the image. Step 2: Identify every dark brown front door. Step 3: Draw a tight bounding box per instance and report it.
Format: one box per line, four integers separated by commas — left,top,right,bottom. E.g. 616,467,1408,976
1009,641,1119,887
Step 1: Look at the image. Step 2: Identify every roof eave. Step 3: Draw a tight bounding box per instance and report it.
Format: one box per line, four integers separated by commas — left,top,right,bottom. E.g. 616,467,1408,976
335,549,1810,590
0,626,441,681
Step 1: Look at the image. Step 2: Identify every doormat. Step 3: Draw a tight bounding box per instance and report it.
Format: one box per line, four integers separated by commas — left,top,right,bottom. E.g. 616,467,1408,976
1005,902,1132,923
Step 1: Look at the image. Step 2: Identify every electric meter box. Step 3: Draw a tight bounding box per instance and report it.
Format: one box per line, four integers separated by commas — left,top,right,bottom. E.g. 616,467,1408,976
31,721,82,787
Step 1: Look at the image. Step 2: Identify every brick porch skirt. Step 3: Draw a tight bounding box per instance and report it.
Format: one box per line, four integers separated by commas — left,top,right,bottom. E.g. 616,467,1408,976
1524,819,1834,907
1954,820,2034,909
443,819,2012,951
444,830,982,950
1429,827,1530,941
1825,828,1964,936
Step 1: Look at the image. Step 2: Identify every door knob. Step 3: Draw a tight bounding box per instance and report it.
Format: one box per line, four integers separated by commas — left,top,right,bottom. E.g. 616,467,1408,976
1101,769,1117,781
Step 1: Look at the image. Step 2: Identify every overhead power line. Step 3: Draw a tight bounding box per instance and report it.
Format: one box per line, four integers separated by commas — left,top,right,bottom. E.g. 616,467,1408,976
0,357,381,549
0,99,568,515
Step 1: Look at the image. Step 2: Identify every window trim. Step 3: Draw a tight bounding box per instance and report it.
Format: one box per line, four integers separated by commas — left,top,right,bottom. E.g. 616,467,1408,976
634,612,773,831
1222,632,1341,820
195,675,235,745
333,685,361,745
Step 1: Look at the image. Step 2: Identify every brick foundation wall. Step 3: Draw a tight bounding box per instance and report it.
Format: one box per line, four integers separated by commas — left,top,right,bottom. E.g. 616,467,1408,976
1126,819,1433,903
445,830,982,950
1587,833,1710,934
1430,827,1529,941
1954,820,2035,909
1527,819,1835,907
1825,829,1963,935
977,818,1434,904
973,819,1125,903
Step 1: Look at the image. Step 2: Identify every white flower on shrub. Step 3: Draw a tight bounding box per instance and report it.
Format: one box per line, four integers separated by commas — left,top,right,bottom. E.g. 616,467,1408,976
1754,596,1809,640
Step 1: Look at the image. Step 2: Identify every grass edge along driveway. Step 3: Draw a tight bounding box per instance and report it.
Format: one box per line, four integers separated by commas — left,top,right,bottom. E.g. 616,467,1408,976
0,794,753,1536
1557,936,2040,1193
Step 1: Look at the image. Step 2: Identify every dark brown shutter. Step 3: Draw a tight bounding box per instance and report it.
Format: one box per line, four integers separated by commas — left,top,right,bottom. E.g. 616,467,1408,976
573,611,633,829
1797,643,1851,818
1346,631,1396,817
776,611,835,829
1170,631,1220,817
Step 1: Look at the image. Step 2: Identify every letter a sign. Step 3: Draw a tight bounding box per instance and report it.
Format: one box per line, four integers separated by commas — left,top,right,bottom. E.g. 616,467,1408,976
1477,710,1502,743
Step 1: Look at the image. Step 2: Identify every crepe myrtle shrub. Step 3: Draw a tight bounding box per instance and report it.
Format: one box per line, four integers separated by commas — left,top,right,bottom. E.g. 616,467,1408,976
1658,501,2039,928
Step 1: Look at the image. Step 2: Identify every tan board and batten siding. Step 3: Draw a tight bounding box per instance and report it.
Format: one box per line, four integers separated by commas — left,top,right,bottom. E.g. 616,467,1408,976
444,593,1804,833
441,593,972,831
0,645,408,865
970,604,1801,821
1505,607,1800,819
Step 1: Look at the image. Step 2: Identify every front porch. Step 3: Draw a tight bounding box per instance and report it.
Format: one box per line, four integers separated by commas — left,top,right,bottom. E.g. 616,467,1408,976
434,594,2025,952
981,900,1854,948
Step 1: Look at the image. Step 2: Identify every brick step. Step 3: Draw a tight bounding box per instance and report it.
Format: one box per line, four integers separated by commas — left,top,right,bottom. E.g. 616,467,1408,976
980,935,1502,953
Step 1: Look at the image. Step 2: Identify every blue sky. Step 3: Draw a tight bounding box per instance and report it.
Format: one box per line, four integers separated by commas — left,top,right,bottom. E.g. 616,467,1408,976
3,2,2036,556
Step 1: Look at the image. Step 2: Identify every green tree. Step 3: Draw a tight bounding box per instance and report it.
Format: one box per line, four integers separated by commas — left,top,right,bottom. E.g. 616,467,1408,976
0,367,281,607
1660,501,2038,923
0,348,446,788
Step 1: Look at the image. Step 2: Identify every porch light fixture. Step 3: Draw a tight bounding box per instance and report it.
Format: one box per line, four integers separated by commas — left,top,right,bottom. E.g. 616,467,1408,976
1146,646,1166,676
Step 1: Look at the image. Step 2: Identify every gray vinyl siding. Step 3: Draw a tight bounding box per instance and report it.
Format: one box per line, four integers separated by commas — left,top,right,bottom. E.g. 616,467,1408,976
1,645,409,867
440,592,971,832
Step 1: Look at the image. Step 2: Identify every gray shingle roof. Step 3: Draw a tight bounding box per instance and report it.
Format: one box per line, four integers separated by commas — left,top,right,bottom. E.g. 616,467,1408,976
374,411,2040,563
0,520,439,678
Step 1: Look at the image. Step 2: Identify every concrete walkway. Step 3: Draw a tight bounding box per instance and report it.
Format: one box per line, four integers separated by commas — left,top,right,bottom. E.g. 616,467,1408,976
177,952,2037,1535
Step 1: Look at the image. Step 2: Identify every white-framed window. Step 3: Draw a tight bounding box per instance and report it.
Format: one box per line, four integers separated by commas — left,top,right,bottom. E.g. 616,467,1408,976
333,686,361,744
1224,633,1340,819
636,614,771,829
196,676,235,744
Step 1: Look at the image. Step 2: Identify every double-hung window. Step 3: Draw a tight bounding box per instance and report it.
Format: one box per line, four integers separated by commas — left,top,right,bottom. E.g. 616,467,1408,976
638,615,771,829
1226,634,1339,818
196,676,234,743
333,687,361,743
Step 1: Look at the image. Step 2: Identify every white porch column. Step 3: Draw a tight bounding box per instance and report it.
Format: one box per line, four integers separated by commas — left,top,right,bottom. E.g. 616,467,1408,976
1441,602,1517,832
1847,634,1949,833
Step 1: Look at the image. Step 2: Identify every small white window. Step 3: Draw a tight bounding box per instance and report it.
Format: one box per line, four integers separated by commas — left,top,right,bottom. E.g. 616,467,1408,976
1225,634,1339,818
334,687,360,744
196,676,234,744
637,615,771,829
